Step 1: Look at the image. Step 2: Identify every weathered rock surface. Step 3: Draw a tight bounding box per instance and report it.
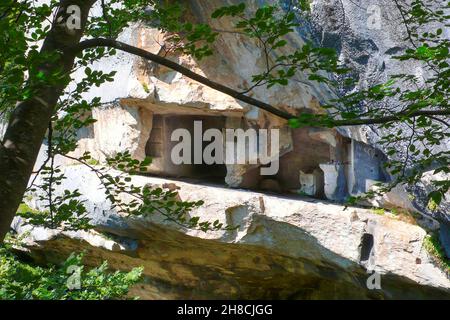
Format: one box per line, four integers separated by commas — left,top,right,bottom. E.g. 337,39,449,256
66,0,448,219
7,0,448,299
14,165,450,299
309,0,450,225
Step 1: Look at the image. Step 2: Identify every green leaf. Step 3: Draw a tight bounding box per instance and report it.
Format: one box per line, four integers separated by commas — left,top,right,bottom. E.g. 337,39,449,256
428,191,442,206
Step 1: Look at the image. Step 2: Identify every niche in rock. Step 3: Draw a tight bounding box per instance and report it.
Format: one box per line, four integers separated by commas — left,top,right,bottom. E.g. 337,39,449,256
238,128,330,197
145,114,227,182
275,128,329,197
360,233,375,263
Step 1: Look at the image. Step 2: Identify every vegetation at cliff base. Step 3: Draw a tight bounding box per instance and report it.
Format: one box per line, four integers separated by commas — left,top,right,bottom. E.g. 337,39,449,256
423,233,450,273
0,246,143,300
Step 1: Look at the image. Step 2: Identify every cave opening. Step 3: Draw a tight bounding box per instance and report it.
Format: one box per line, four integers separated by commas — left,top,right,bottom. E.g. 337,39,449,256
360,233,375,263
145,118,354,200
145,114,227,183
238,127,331,197
276,128,330,197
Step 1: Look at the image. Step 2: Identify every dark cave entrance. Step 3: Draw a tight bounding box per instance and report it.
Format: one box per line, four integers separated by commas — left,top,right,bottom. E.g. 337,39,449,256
145,114,227,183
145,118,358,200
276,128,330,197
238,127,332,198
360,233,374,263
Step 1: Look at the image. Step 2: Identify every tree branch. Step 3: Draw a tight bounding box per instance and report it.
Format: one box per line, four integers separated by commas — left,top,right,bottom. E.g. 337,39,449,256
74,38,295,120
73,38,450,126
327,110,450,127
427,115,450,128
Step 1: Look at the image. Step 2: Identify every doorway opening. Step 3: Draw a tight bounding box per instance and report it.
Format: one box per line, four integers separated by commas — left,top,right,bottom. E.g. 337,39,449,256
145,114,227,183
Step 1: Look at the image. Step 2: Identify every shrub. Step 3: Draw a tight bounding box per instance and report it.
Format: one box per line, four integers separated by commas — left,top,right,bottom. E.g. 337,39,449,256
423,233,450,273
0,247,143,300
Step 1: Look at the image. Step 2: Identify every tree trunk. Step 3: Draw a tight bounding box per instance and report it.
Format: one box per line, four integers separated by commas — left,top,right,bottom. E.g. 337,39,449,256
0,0,96,242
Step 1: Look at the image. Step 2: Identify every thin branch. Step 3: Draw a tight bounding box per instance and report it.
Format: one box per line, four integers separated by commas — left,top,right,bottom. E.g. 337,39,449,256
393,0,417,49
101,0,113,38
71,38,450,126
47,121,55,228
27,156,50,191
72,38,295,120
402,119,416,178
426,115,450,128
330,109,450,126
60,153,208,231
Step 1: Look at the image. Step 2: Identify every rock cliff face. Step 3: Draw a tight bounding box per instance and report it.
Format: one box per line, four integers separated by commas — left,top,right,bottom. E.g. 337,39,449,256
14,166,450,299
309,0,450,227
13,0,450,298
64,0,447,226
69,1,394,204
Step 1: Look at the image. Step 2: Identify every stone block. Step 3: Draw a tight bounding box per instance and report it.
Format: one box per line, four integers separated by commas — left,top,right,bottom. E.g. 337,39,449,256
299,169,324,197
319,164,348,201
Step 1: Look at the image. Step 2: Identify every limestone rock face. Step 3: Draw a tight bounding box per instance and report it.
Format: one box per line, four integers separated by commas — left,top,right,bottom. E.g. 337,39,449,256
74,104,153,162
15,166,450,299
309,0,450,220
9,0,449,299
70,1,391,202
